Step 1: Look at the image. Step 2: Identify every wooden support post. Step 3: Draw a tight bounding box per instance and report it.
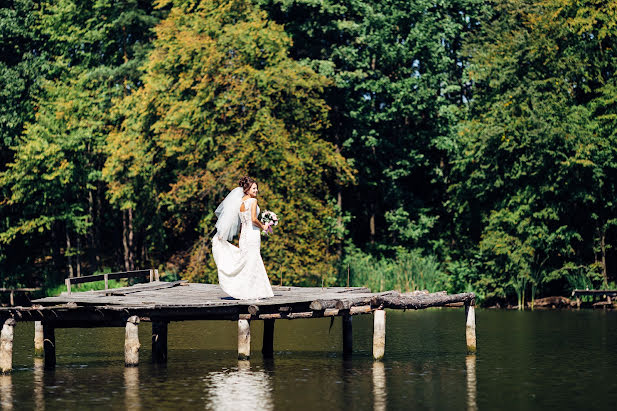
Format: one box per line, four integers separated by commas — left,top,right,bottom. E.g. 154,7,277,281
154,269,160,281
465,301,477,353
149,269,154,282
43,323,55,369
125,316,140,367
65,278,71,295
238,319,251,360
0,319,16,373
373,309,386,360
34,321,44,356
342,314,353,355
9,291,14,306
152,321,168,363
104,274,109,290
262,319,275,358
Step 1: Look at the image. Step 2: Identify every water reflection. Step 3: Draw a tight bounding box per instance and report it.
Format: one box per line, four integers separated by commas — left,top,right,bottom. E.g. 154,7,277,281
124,366,141,410
34,358,44,411
205,361,273,411
466,355,477,411
0,374,12,411
372,362,387,411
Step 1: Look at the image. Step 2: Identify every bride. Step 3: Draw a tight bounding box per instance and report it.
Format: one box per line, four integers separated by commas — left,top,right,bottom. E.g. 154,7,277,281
211,176,274,299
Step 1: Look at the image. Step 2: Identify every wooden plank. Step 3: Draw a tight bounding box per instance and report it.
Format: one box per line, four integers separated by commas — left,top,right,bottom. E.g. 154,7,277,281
572,289,617,297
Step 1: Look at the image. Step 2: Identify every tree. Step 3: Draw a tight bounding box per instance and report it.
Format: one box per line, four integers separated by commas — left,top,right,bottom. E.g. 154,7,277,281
450,0,617,304
105,0,353,285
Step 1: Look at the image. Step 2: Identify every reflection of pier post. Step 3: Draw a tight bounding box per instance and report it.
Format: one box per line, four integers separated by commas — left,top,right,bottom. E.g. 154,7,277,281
124,366,141,410
34,358,44,411
0,374,12,411
372,361,387,411
466,355,477,411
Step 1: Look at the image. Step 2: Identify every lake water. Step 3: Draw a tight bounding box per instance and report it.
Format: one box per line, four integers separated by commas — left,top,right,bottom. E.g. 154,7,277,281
2,309,616,410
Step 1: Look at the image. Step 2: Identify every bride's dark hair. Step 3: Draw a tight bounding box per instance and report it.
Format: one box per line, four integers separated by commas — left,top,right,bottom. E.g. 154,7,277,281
238,176,257,194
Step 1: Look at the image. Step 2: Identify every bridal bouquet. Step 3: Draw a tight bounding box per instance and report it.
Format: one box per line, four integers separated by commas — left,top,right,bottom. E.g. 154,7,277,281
260,210,279,235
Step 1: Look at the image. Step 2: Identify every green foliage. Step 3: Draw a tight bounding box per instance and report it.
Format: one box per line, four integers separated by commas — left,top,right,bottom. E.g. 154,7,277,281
1,0,617,304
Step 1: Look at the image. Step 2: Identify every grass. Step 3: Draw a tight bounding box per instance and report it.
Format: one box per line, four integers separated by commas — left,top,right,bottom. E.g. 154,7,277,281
45,279,127,297
343,247,446,293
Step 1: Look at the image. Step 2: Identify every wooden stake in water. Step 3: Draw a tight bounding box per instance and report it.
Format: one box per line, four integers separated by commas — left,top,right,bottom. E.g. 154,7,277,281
43,324,56,369
262,319,275,358
125,316,140,367
238,319,251,360
465,301,477,353
342,315,353,355
34,321,44,356
373,309,386,360
0,319,16,373
152,321,168,363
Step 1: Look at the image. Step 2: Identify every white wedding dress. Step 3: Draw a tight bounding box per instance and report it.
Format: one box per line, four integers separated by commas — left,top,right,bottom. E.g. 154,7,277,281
212,197,274,299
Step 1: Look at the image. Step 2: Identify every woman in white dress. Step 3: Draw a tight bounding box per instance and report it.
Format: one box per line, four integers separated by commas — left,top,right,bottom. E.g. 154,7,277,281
211,176,274,299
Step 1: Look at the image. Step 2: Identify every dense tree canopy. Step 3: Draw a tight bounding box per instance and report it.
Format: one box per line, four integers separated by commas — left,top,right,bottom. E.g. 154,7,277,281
0,0,616,306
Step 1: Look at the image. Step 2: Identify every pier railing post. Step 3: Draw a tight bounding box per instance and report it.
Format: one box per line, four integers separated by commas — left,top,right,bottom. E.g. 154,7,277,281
0,319,16,373
465,300,477,353
34,321,44,357
238,319,251,360
373,309,386,360
125,316,140,367
262,319,275,358
152,321,168,363
342,314,353,355
43,323,56,369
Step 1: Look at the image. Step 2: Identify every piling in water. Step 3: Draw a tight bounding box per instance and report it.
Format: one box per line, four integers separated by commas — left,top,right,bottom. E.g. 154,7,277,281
238,319,251,360
465,302,477,353
34,321,44,356
373,309,386,360
0,319,15,374
262,319,275,358
342,315,353,355
125,316,140,367
152,321,168,363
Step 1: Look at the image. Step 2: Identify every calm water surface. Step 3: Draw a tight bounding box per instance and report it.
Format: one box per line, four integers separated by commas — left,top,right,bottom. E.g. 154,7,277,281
1,309,615,410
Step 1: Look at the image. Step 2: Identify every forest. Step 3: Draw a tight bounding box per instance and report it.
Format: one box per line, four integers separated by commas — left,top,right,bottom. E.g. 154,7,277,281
1,0,616,307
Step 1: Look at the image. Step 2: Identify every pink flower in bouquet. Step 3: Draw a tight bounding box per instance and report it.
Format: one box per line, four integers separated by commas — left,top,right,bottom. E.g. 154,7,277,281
260,210,279,235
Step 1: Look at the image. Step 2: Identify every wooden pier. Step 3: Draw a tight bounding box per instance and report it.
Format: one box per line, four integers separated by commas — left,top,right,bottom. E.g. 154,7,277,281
0,279,476,373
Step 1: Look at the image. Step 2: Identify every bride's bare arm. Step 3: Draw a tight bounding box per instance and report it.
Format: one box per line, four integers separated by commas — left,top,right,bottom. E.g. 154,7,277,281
251,200,266,230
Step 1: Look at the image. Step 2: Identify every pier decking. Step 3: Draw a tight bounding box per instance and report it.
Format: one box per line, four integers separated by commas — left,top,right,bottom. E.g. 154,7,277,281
0,281,476,373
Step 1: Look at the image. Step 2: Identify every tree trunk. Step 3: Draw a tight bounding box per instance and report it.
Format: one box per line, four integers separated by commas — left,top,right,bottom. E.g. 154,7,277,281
76,235,81,277
51,223,63,276
123,210,130,272
89,190,101,270
601,230,608,287
65,228,74,278
128,208,135,271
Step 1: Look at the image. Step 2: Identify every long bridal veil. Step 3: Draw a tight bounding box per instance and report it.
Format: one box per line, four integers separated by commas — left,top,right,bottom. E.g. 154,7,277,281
214,187,244,241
